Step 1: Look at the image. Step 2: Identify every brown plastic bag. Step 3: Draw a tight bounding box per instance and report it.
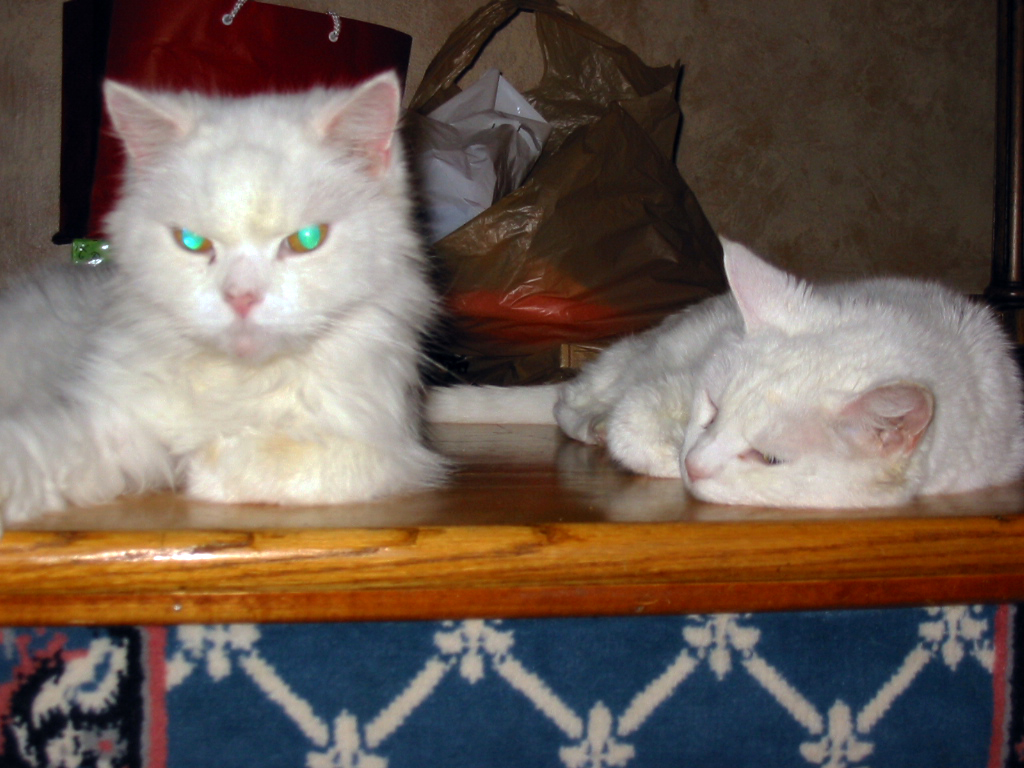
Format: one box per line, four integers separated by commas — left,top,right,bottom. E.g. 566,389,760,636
410,0,725,385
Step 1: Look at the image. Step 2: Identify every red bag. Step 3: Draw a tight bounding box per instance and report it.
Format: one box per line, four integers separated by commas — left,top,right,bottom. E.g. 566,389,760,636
86,0,411,237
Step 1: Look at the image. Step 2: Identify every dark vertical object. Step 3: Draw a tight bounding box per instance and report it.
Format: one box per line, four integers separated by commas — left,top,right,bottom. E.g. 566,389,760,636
988,0,1024,342
52,0,115,245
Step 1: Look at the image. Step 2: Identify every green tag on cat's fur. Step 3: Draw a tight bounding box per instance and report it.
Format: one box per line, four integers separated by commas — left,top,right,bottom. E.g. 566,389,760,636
71,239,110,265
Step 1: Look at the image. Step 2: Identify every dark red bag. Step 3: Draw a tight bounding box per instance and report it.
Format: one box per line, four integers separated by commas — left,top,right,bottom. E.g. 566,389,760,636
64,0,411,238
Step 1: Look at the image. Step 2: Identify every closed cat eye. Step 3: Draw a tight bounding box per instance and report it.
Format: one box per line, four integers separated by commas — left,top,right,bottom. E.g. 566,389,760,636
285,224,329,254
172,228,213,254
698,391,718,428
740,449,785,466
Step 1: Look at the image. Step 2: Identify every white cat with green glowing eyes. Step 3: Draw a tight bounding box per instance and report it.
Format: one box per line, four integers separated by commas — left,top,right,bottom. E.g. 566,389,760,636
0,74,444,530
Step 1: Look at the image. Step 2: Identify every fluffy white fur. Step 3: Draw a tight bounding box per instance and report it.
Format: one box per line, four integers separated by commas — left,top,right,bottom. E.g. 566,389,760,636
558,239,1024,506
434,239,1024,507
0,74,444,532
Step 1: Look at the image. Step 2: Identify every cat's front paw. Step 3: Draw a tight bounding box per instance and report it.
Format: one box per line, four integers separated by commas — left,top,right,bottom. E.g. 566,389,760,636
605,423,683,478
554,382,610,445
603,384,688,478
184,432,444,505
0,447,68,525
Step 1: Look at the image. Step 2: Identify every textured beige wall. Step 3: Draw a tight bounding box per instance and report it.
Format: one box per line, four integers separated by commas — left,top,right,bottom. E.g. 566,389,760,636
0,1,64,281
0,0,997,291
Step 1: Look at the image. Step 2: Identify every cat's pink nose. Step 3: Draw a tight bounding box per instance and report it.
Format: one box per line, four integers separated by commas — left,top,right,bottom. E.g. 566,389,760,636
684,456,711,483
225,290,262,318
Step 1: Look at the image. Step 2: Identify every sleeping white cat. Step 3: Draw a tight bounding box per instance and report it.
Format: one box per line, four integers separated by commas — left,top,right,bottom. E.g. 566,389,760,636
432,239,1024,507
0,73,443,532
554,239,1024,506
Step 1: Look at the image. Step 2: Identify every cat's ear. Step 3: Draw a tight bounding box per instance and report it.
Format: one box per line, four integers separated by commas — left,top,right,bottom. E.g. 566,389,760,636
314,71,402,176
721,237,808,332
103,80,194,163
835,382,934,458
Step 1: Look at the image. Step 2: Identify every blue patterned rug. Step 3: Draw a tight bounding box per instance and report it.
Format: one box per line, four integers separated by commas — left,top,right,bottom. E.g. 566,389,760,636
2,605,1021,767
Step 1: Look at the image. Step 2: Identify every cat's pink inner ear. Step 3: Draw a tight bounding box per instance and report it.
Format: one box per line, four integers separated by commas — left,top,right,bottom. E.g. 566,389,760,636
103,80,192,163
318,72,402,176
721,238,805,332
837,382,934,458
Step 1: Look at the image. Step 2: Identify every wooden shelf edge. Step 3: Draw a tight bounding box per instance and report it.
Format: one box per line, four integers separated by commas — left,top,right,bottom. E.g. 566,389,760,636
3,515,1022,624
1,573,1021,626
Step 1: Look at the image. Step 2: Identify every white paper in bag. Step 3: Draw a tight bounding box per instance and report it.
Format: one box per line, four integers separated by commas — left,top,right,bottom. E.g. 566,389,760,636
414,69,551,243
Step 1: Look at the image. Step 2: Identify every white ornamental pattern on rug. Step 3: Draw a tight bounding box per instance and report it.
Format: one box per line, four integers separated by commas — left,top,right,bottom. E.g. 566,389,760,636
165,607,996,768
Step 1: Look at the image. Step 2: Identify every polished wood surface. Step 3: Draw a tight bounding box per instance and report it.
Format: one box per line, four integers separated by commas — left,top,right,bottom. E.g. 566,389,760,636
1,424,1023,625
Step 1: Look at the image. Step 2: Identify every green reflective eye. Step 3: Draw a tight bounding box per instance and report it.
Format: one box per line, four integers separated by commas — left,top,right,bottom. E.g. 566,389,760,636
173,228,213,253
286,224,328,253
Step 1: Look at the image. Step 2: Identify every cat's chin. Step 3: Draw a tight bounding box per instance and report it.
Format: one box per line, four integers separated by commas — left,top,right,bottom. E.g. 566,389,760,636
216,328,298,363
229,336,269,361
686,478,914,509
